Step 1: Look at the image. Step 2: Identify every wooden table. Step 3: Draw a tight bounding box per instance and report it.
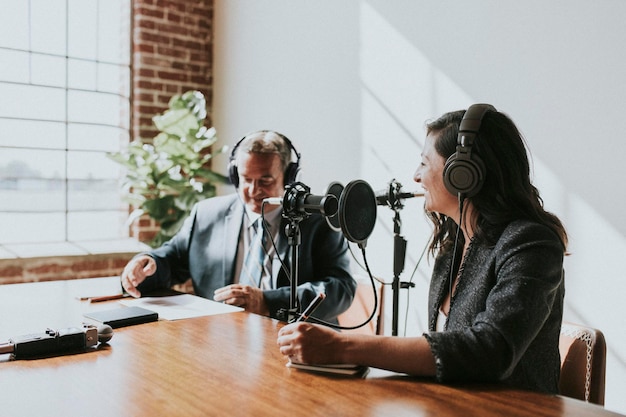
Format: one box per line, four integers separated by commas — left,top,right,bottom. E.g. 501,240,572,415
0,277,622,417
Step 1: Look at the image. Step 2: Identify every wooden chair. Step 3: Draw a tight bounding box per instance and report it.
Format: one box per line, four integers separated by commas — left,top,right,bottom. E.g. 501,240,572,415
558,322,607,405
338,280,383,335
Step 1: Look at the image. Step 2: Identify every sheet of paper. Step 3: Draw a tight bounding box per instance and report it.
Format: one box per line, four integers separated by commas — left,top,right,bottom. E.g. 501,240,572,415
120,294,243,320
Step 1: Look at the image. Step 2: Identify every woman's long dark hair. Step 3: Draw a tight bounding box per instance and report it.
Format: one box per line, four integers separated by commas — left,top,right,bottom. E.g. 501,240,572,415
426,108,568,256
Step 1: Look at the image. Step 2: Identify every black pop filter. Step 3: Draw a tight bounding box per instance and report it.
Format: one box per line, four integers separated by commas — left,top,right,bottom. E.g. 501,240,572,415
337,180,377,246
325,182,344,232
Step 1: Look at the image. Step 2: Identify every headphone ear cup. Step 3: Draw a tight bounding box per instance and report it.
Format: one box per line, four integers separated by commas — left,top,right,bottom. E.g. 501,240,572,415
284,161,300,186
228,159,239,188
443,152,485,197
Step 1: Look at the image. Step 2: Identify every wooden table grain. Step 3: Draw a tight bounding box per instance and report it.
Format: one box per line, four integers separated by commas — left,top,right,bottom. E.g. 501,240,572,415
0,277,622,417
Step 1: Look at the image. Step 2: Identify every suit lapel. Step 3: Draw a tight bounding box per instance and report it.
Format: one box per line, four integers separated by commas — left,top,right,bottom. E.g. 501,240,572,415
223,198,244,285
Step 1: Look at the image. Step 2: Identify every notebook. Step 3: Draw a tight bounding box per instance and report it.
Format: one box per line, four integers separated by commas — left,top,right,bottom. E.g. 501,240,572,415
84,306,158,328
286,362,370,377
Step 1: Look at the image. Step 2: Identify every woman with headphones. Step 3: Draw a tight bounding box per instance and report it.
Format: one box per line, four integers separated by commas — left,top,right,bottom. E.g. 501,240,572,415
278,105,568,394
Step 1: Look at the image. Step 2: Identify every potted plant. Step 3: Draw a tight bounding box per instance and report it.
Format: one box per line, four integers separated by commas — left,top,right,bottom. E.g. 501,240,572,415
108,90,229,247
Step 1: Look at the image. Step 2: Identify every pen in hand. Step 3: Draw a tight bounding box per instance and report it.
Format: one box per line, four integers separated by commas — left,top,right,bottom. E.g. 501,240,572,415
295,293,326,322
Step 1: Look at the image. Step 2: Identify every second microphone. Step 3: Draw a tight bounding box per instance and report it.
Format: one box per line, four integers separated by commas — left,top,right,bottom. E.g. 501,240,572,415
264,182,338,218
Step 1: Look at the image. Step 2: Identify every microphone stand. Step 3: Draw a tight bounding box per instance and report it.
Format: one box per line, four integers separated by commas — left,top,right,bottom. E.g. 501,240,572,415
383,180,415,336
283,217,302,322
277,182,309,323
274,181,338,322
391,208,414,336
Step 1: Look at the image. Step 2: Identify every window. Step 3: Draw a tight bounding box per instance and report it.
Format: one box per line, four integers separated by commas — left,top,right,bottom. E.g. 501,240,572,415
0,0,131,245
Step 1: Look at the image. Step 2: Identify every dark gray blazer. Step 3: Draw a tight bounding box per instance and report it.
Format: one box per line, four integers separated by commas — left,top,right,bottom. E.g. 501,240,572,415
424,219,565,394
137,194,356,322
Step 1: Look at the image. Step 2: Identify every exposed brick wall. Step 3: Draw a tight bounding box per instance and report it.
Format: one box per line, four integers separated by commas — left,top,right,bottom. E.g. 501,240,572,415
130,0,214,244
0,254,193,294
0,255,134,285
132,0,214,143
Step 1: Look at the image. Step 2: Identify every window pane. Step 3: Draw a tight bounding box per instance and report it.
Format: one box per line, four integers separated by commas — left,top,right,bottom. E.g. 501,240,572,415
68,90,126,126
0,149,66,212
68,210,127,241
32,54,67,88
68,124,128,152
99,0,130,65
0,212,66,244
68,179,124,211
0,183,66,213
0,49,30,83
99,62,129,94
0,148,65,180
68,150,119,180
68,0,98,60
0,1,29,50
68,58,97,90
0,84,66,120
0,119,65,149
31,0,67,55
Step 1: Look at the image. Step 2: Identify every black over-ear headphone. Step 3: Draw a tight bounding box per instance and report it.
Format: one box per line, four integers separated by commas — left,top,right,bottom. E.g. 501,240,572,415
228,130,301,188
442,103,496,198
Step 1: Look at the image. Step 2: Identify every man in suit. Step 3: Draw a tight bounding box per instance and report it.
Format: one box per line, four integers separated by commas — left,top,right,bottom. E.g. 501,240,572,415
121,130,356,322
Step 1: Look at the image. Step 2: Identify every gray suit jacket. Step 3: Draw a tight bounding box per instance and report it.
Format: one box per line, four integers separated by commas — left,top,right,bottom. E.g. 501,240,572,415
137,194,356,322
424,219,565,394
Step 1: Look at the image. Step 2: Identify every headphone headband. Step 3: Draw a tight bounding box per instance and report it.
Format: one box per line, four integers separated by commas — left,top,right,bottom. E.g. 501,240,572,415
457,104,496,147
228,130,301,188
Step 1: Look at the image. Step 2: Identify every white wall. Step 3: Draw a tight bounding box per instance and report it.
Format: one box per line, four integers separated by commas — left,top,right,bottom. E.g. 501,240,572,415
212,0,362,192
213,1,626,413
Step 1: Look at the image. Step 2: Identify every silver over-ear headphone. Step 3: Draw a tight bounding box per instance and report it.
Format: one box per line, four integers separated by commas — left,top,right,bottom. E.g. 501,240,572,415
228,130,301,188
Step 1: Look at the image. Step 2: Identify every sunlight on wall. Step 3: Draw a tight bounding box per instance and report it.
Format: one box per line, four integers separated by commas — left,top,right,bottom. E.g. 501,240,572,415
360,1,625,412
359,2,472,336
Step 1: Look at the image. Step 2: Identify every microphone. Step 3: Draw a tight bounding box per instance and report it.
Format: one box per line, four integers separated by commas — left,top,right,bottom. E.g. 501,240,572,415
337,180,377,246
317,180,377,246
375,190,423,205
0,324,113,359
263,197,283,206
324,182,344,232
266,182,338,218
375,179,423,208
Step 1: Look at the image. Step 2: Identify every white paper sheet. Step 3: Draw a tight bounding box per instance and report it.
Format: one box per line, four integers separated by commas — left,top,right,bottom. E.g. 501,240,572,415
120,294,243,320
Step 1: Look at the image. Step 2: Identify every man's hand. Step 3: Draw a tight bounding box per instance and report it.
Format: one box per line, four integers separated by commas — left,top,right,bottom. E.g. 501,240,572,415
214,284,269,316
121,255,157,298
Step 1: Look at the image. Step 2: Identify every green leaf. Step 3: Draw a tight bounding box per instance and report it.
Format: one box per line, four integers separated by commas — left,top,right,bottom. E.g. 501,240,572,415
153,109,200,137
160,215,187,237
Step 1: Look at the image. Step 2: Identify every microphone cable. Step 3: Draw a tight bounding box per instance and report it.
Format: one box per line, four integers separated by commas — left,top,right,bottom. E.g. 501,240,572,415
343,203,431,336
306,243,379,331
346,243,386,285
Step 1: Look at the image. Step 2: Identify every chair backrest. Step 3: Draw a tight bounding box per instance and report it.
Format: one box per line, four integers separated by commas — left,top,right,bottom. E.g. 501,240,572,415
558,322,607,405
337,280,383,335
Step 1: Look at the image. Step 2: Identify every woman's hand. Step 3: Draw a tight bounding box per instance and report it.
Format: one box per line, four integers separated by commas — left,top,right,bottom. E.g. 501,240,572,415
277,322,343,364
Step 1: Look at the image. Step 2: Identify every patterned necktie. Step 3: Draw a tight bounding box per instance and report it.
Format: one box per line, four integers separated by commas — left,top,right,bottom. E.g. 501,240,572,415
240,218,267,287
